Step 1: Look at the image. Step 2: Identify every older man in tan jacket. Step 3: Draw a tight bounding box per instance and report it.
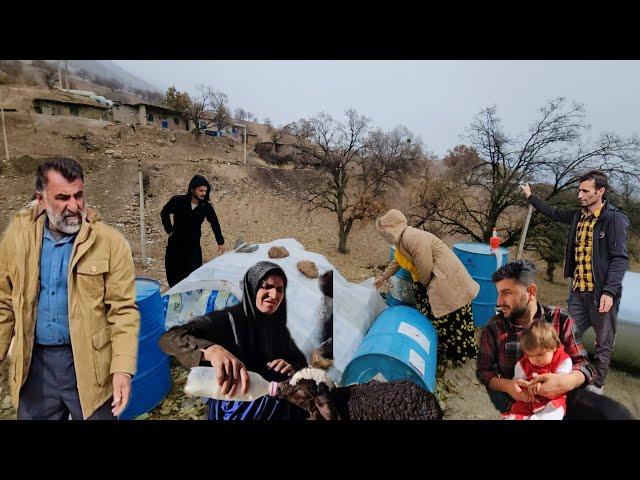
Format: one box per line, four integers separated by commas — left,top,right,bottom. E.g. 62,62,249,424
0,157,139,420
375,209,479,365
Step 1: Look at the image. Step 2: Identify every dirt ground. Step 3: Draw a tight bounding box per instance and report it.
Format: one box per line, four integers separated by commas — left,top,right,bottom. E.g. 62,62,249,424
0,97,638,420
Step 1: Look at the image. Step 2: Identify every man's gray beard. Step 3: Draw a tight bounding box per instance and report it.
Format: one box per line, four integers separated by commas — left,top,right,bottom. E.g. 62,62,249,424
46,207,85,234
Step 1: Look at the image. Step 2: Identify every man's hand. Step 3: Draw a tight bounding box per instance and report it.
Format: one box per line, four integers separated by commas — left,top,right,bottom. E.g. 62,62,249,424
526,382,541,397
267,358,294,376
217,244,226,255
509,379,535,402
520,183,532,198
111,373,132,417
599,294,614,313
528,372,573,399
374,275,386,289
201,345,249,396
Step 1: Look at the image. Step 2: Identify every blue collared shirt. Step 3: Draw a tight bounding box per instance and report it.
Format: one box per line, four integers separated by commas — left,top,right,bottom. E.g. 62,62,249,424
35,224,77,345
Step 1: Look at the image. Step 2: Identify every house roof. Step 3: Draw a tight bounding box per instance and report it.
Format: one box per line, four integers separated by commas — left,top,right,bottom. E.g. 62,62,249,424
129,102,182,115
34,93,108,109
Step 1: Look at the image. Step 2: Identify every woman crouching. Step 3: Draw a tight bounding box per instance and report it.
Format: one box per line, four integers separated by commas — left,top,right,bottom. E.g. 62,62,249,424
374,209,480,366
159,261,308,420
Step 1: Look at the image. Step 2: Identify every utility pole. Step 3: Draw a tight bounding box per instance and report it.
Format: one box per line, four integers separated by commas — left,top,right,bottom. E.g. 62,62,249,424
233,123,247,165
0,88,10,163
138,158,147,266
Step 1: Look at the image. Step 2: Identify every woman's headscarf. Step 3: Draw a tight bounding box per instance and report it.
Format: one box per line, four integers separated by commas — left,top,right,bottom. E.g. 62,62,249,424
375,209,409,245
241,260,288,325
234,261,301,374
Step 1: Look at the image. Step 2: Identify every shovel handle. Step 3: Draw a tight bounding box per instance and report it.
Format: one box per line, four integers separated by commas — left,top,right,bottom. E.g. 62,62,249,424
517,204,534,260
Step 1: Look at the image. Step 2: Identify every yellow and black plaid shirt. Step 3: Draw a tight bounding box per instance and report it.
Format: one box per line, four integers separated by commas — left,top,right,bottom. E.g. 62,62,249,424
572,204,603,291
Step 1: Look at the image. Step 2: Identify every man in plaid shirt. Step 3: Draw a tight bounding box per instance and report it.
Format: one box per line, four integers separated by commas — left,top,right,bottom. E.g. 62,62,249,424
477,260,595,414
521,171,629,392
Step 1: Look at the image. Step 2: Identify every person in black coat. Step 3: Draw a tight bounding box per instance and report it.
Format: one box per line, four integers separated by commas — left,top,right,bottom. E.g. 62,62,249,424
158,261,309,420
161,174,225,287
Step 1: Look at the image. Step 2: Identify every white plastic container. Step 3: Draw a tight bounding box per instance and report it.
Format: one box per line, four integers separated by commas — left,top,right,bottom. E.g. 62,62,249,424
184,366,278,401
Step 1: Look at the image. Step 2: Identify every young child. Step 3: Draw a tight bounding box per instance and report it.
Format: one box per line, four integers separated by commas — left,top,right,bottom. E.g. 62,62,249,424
502,320,573,420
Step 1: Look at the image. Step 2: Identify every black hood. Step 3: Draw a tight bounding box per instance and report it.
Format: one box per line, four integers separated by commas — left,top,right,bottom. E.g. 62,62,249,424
188,174,211,203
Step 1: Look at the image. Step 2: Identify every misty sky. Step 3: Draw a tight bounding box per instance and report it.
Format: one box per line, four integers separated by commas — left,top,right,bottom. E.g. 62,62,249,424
114,60,640,158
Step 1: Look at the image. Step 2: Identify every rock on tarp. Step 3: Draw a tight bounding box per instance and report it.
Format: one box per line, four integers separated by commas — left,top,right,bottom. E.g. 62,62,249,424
162,238,388,384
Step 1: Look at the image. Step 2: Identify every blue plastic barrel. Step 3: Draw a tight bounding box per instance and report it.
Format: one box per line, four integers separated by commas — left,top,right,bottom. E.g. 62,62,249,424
118,277,172,420
341,306,438,392
452,243,508,328
385,246,416,306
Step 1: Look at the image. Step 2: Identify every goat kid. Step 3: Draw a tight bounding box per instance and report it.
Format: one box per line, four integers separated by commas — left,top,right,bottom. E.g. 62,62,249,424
276,367,443,420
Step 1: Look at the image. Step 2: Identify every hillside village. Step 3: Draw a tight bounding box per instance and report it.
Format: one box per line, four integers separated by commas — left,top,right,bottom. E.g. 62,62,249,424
0,60,638,420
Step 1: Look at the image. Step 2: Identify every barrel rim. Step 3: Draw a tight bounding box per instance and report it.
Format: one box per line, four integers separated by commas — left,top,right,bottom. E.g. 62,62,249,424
135,276,162,301
342,354,432,391
453,241,508,255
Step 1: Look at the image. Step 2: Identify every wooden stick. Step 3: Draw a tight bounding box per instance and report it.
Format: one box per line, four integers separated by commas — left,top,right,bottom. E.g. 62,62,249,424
0,91,9,163
517,204,534,260
138,159,147,266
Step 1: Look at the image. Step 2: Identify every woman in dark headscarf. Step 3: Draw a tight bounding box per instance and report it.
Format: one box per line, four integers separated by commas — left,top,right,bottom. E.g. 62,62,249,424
159,261,308,420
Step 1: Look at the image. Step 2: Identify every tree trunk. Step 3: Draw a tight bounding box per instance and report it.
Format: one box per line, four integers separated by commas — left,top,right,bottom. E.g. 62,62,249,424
546,262,556,282
337,211,348,254
338,229,348,254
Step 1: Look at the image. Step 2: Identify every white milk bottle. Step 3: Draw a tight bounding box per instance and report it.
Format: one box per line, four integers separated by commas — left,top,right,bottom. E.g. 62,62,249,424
184,366,278,401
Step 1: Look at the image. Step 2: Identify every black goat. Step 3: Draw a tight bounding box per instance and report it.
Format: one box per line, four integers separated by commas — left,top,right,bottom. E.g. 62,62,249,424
276,367,443,420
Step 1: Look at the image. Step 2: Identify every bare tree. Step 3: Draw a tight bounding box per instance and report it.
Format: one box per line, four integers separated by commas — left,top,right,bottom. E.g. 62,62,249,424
412,98,640,246
441,144,483,171
361,125,423,197
184,84,230,134
291,110,368,252
234,107,249,122
292,110,421,253
523,187,574,281
78,69,90,81
214,103,231,130
263,117,272,128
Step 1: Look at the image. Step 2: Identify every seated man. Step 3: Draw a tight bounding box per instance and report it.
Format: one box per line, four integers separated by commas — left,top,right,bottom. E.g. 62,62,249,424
476,259,595,418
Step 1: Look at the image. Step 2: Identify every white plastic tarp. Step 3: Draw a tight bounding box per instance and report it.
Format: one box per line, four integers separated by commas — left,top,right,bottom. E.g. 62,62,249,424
162,238,388,384
582,271,640,369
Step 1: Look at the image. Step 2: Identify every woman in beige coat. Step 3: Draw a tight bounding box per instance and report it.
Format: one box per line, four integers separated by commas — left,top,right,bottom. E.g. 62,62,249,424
374,209,479,365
